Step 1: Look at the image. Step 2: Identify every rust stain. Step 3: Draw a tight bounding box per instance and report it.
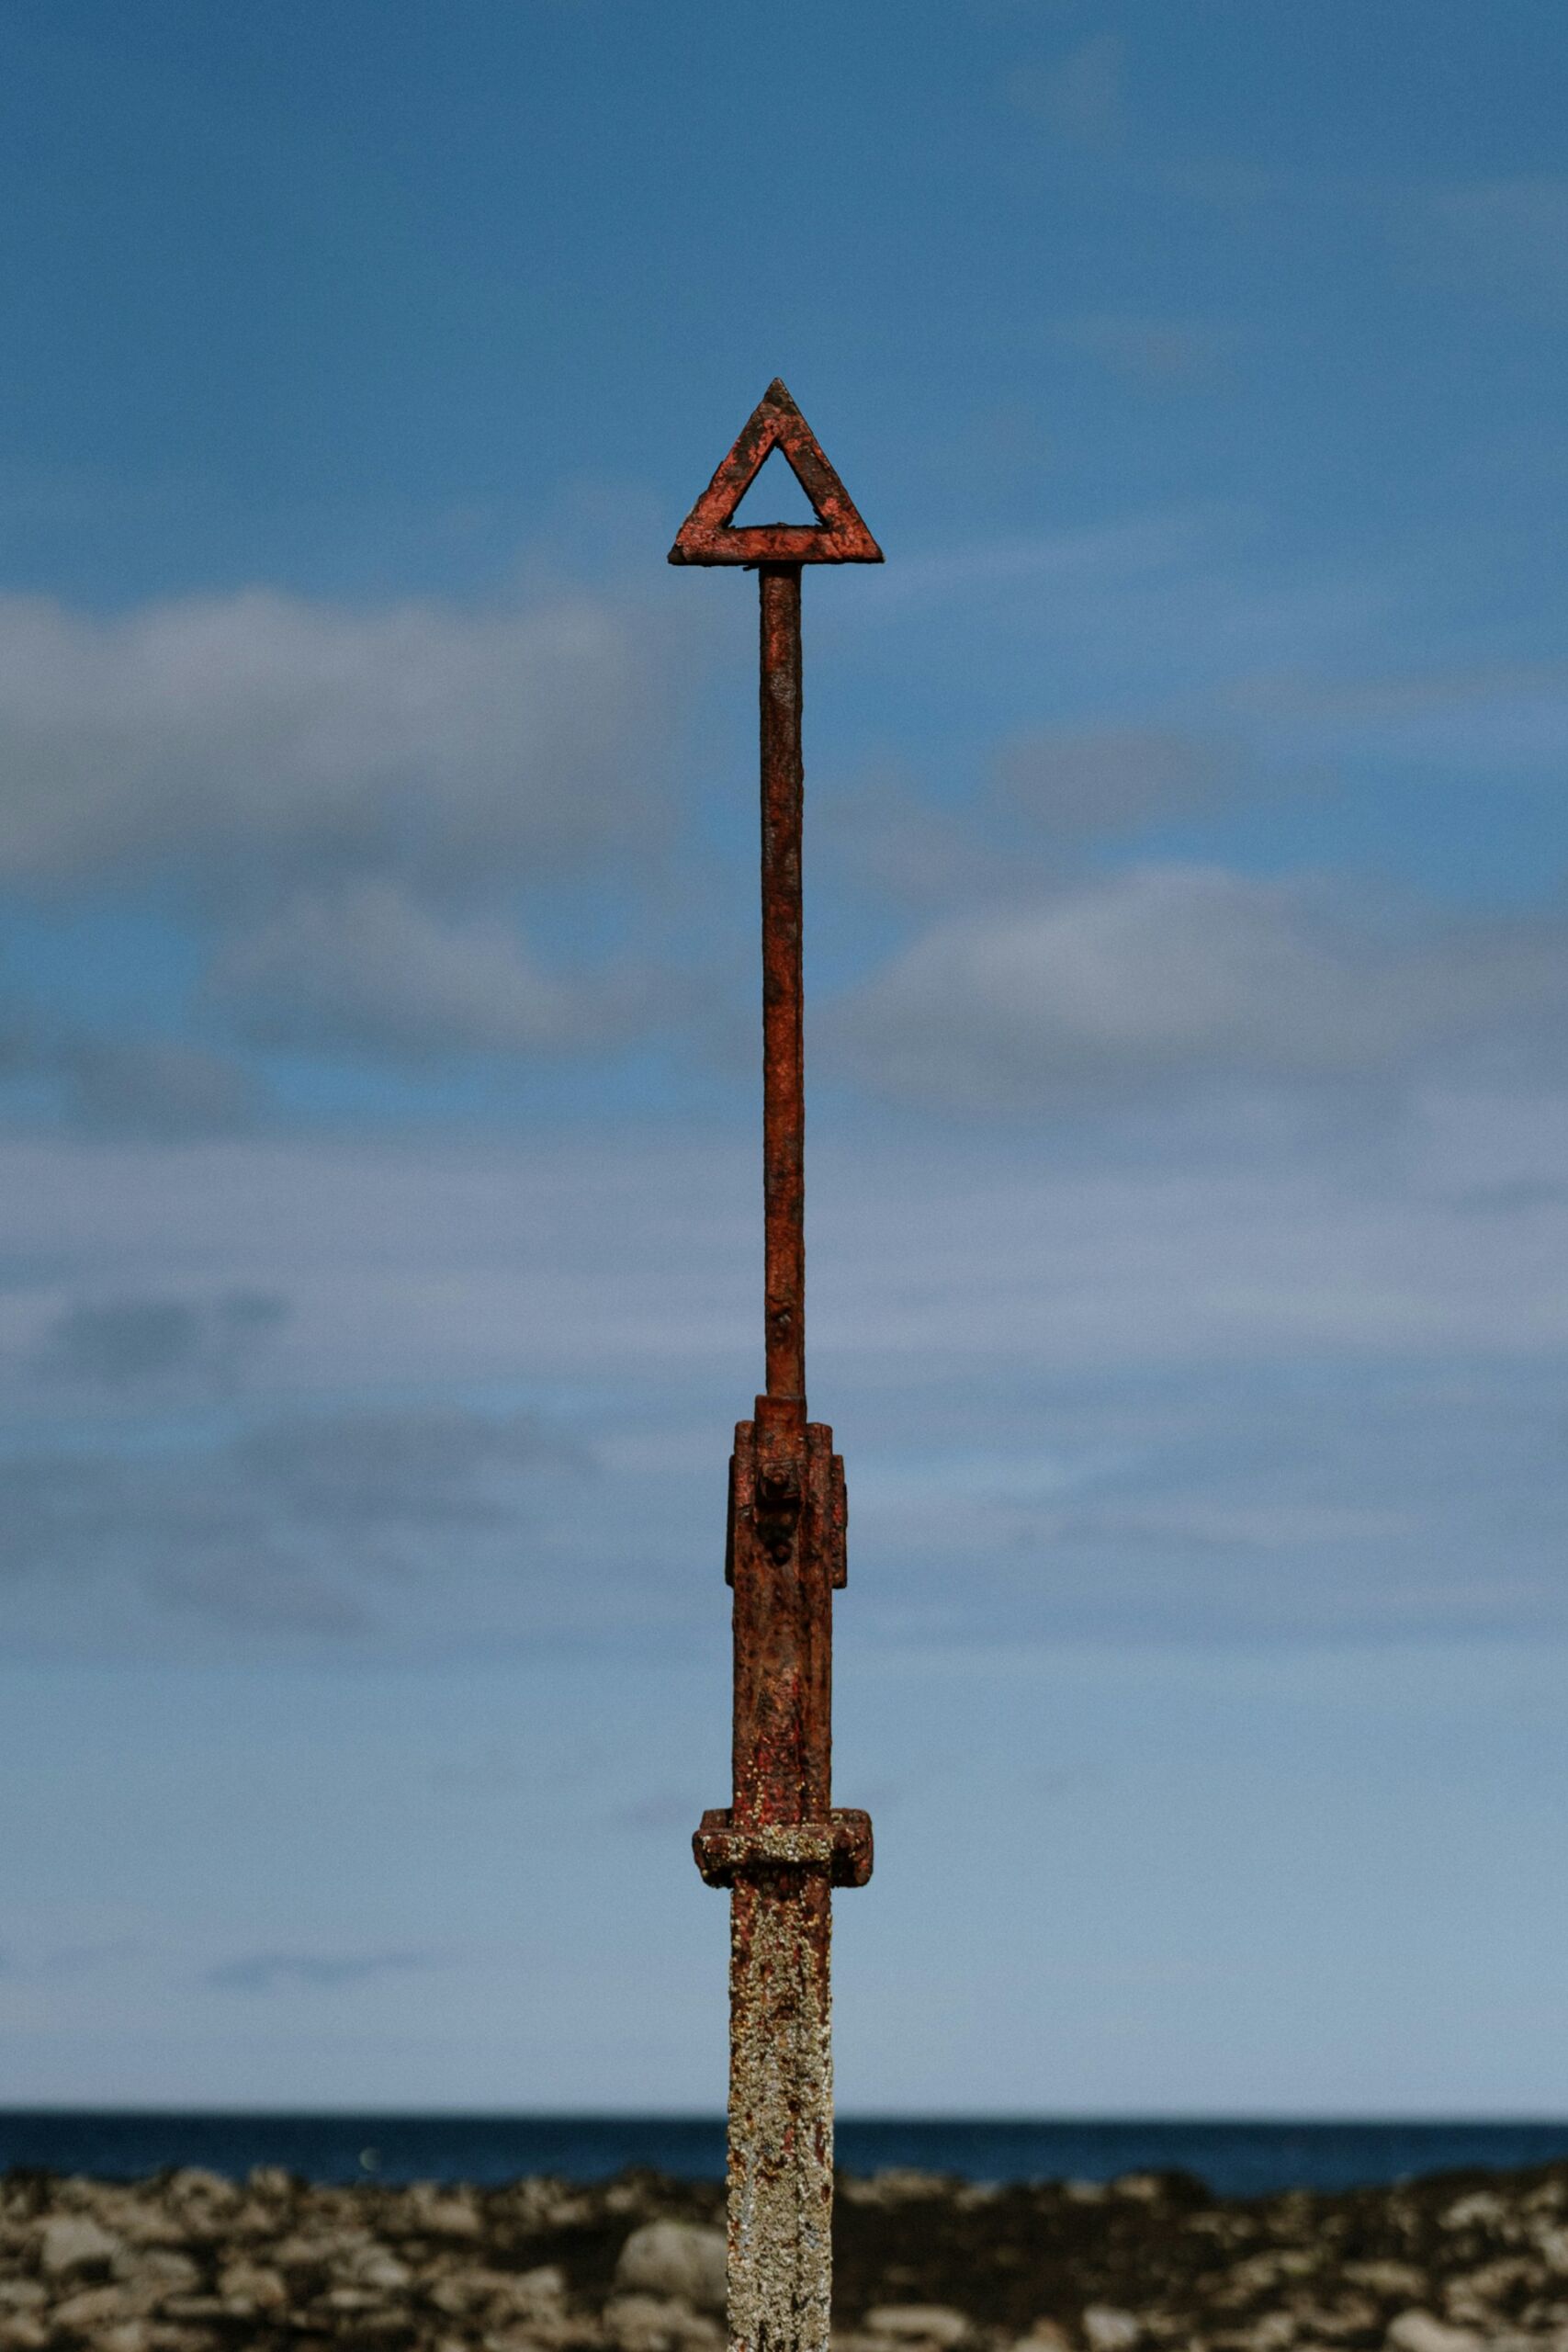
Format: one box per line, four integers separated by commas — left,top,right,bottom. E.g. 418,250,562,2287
671,385,883,2352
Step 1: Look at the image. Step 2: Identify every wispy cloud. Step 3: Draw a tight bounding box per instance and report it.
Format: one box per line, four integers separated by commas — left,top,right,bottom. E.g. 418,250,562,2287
213,878,653,1064
0,578,700,1097
6,904,665,1116
0,1114,1564,1662
833,864,1568,1110
0,1397,591,1645
0,586,675,892
33,1290,286,1391
865,509,1220,607
60,1037,261,1138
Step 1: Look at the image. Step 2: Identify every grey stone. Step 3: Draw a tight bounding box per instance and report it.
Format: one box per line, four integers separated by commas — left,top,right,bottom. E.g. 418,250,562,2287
1245,2314,1297,2352
406,2189,481,2240
1344,2264,1427,2301
497,2267,569,2314
164,2170,232,2205
96,2326,150,2352
604,2292,724,2352
216,2262,288,2312
1386,2312,1483,2352
114,2250,198,2290
863,2308,969,2346
51,2285,133,2330
615,2222,728,2316
349,2246,413,2292
1082,2309,1142,2352
1440,2195,1507,2234
157,2296,230,2322
38,2215,121,2278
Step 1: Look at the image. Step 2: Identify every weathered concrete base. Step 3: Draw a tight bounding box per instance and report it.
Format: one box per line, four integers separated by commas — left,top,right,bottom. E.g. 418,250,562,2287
726,1868,833,2352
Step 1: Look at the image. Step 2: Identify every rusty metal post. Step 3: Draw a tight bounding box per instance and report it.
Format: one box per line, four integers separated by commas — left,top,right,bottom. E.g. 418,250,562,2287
760,561,807,1406
671,381,883,2352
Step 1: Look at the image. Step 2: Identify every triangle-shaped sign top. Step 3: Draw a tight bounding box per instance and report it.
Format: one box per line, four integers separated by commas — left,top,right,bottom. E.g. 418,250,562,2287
669,379,884,567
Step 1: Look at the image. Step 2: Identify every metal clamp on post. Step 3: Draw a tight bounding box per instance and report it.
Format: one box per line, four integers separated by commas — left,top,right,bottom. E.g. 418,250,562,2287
726,1416,845,1591
694,1808,874,1889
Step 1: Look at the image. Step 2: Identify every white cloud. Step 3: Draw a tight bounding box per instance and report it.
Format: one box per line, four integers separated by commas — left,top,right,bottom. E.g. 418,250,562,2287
836,865,1568,1107
0,585,669,888
215,878,627,1059
3,1105,1568,1401
61,1036,259,1136
0,1111,1564,1660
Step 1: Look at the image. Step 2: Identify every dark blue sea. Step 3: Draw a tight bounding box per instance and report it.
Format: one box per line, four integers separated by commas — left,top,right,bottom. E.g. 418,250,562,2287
4,2115,1568,2199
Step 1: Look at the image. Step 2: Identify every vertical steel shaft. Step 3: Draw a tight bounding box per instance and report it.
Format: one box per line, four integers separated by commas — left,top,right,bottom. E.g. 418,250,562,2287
759,563,806,1406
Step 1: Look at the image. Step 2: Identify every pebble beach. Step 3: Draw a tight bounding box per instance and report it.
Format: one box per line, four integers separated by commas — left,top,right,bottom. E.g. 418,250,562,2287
6,2158,1568,2352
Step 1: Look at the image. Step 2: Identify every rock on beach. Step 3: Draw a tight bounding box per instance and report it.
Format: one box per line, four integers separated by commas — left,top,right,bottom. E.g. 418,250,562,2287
615,2222,728,2314
6,2156,1568,2352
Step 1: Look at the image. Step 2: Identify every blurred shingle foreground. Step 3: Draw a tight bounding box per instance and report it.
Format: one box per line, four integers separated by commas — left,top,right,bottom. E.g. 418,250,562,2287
6,2160,1568,2352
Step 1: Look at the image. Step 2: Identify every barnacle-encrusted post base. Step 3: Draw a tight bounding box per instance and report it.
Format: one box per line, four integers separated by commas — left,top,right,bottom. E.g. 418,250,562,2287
727,1867,833,2352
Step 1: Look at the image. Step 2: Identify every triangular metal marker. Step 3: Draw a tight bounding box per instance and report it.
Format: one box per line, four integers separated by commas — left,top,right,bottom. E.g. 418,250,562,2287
669,379,884,566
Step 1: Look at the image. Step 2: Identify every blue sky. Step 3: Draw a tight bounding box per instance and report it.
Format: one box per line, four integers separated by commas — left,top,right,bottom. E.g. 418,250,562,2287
2,0,1567,2114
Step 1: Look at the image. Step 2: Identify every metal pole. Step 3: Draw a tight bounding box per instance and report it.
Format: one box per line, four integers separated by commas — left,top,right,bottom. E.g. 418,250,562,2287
673,379,880,2352
760,562,806,1407
722,558,827,2352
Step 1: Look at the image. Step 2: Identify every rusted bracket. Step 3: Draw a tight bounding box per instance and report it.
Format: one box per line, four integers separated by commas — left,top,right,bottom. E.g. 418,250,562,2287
694,1809,874,1890
696,1401,868,1894
703,1397,864,1869
724,1414,847,1589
